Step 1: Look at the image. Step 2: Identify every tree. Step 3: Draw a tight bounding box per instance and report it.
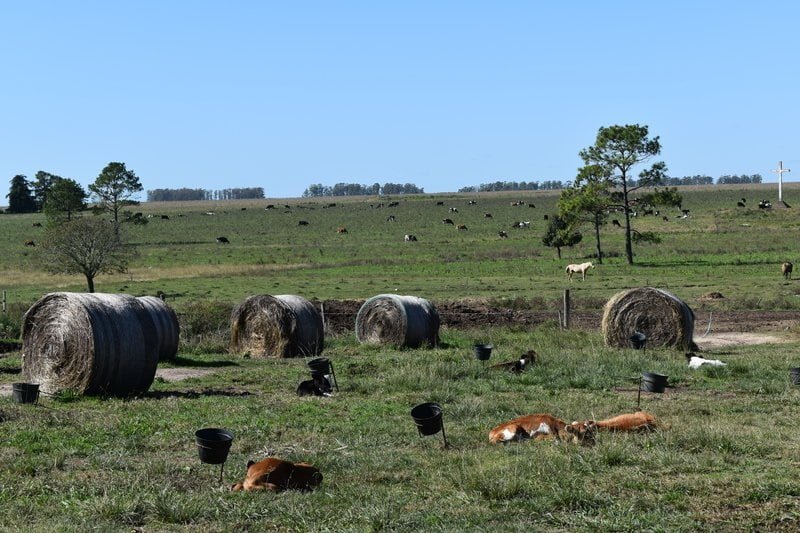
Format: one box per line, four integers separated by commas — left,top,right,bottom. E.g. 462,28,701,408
38,217,131,292
6,175,37,213
89,162,143,224
542,214,582,260
579,124,673,264
31,171,61,211
43,178,87,221
558,164,613,264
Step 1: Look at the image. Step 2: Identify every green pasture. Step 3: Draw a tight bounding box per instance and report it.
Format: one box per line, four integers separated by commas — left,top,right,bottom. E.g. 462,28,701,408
1,183,800,315
2,184,800,530
3,326,800,530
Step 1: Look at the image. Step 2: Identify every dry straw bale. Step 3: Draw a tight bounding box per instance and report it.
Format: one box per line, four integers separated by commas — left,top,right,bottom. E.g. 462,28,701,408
21,292,166,396
230,294,324,357
602,287,695,350
355,294,440,348
137,296,180,361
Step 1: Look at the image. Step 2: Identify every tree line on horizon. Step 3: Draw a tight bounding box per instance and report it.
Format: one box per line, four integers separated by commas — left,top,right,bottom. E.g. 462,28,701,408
146,187,265,202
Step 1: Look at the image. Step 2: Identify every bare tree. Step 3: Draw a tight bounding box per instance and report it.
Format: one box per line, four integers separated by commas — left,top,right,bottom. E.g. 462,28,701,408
39,217,132,292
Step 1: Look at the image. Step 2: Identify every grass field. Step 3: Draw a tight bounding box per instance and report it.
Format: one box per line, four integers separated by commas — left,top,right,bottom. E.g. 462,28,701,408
2,184,800,531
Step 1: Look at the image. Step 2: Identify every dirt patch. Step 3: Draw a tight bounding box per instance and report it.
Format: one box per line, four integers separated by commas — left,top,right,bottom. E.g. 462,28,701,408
154,368,213,382
694,332,790,350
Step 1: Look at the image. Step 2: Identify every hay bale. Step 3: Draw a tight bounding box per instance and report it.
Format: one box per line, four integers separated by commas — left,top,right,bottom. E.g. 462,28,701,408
602,287,695,350
21,292,162,396
230,295,324,357
355,294,440,348
137,296,180,361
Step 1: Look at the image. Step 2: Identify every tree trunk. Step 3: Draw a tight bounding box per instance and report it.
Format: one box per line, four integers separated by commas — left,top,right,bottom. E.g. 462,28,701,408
556,246,562,260
622,176,634,265
86,274,95,293
593,215,603,265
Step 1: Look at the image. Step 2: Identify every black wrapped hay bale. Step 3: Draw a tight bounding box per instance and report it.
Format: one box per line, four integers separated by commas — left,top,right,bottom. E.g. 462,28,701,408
21,292,165,396
137,296,180,362
230,294,324,357
355,294,440,348
602,287,695,350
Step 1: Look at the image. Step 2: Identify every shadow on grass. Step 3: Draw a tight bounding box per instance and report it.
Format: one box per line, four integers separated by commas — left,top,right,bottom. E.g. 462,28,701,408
169,355,240,368
0,367,21,374
145,387,254,399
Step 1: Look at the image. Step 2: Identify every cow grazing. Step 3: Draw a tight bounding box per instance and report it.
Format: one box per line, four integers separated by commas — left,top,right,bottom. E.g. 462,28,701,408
759,200,772,209
436,201,444,206
468,200,477,205
388,201,400,207
442,218,454,225
161,215,170,220
32,222,42,227
612,219,621,227
231,458,322,492
449,207,459,213
484,213,493,218
457,224,468,230
404,234,418,242
498,231,508,239
216,236,230,244
265,204,275,209
298,220,309,226
782,262,793,279
528,203,536,208
336,226,348,234
24,240,36,247
737,200,746,207
566,261,594,281
662,216,670,222
386,215,396,222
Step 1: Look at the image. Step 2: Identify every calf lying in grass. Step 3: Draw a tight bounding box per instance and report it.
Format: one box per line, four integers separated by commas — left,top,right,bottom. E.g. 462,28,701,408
590,411,658,432
231,458,322,492
489,414,596,445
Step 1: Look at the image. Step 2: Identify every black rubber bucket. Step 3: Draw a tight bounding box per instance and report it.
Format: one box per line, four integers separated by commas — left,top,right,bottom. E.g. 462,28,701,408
474,344,493,361
642,372,668,393
790,368,800,385
195,428,234,465
308,357,338,391
12,383,39,404
308,357,331,374
629,332,647,350
411,402,444,436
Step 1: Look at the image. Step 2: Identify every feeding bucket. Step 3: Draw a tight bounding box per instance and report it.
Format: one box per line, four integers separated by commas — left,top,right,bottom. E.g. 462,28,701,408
308,357,338,391
410,402,448,447
790,368,800,386
629,332,647,350
641,372,668,393
195,428,234,465
474,344,493,361
12,382,39,404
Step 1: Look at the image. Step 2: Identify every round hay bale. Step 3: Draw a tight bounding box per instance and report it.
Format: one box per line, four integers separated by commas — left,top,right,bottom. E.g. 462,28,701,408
21,292,161,396
355,294,440,348
230,295,324,357
602,287,695,350
137,296,180,361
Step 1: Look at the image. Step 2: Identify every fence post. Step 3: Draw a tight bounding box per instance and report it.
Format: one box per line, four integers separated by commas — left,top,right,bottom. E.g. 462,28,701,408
1,290,6,313
562,289,570,329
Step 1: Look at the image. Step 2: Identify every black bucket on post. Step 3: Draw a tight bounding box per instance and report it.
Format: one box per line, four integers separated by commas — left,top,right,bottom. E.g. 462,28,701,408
790,368,800,386
629,332,647,350
308,357,338,391
641,372,668,393
12,383,39,405
195,428,234,482
474,344,493,361
410,402,448,447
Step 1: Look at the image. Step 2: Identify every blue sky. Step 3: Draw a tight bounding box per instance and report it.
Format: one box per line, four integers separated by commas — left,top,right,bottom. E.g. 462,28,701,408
2,1,798,202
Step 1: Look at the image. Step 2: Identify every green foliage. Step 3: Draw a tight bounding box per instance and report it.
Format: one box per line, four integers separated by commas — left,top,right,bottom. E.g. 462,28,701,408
89,162,143,224
177,300,232,354
6,175,37,213
43,178,87,222
542,214,582,259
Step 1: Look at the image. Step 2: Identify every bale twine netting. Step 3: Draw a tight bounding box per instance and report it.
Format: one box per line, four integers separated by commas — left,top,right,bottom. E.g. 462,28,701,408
601,287,695,350
21,292,171,396
137,296,180,362
230,295,324,357
355,294,440,348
